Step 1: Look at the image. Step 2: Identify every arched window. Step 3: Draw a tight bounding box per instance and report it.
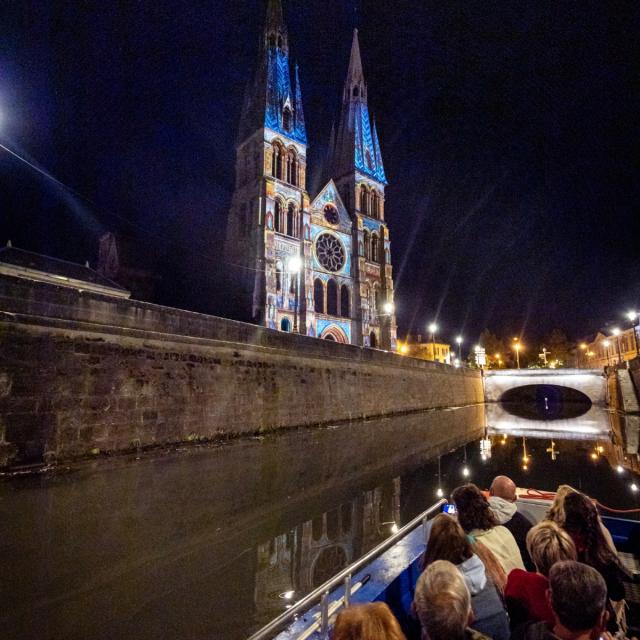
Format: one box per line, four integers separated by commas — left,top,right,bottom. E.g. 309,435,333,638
353,85,359,97
286,203,296,237
280,317,291,332
371,191,379,218
314,279,324,313
276,261,283,292
268,35,276,47
277,35,283,49
274,200,285,233
363,230,370,260
369,331,377,348
283,107,292,132
360,185,368,214
327,279,338,316
272,142,285,180
340,285,350,318
371,233,379,262
290,151,298,186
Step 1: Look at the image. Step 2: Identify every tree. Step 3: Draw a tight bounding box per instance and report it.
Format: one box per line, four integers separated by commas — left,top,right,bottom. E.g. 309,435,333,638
543,329,573,367
478,329,508,368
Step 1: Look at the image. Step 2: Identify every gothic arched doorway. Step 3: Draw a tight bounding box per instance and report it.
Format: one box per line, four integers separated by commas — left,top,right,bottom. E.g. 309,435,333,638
320,325,348,343
369,331,377,348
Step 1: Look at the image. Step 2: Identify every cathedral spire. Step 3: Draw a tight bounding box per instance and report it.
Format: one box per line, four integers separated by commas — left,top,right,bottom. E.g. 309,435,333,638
343,29,366,103
293,63,306,139
264,0,288,52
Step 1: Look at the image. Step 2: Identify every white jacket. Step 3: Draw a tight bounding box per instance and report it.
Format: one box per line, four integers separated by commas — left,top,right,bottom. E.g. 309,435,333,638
469,525,525,574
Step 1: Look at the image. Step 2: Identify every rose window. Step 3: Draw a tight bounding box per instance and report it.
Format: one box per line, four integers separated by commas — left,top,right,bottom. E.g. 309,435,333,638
315,234,345,272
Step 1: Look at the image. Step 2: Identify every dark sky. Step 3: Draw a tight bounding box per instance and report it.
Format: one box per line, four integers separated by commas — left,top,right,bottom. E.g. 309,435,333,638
1,1,638,343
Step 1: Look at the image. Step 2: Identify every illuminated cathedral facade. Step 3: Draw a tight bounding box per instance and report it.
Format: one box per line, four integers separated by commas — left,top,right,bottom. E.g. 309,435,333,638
225,0,397,349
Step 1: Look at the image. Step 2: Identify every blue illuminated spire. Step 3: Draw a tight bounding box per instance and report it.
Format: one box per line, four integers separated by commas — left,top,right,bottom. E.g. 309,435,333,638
237,0,306,145
331,29,387,184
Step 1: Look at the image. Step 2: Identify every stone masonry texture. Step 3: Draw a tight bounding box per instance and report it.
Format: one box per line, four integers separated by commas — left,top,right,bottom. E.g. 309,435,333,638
0,275,483,467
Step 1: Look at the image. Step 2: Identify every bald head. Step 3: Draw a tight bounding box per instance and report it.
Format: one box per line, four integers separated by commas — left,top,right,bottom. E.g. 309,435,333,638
490,475,517,501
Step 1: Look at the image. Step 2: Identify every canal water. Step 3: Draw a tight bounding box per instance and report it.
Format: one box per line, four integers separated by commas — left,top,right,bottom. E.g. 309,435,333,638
1,402,639,640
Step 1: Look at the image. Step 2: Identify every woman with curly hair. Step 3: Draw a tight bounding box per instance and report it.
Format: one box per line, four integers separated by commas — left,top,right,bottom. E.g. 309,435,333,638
420,514,510,640
451,484,525,575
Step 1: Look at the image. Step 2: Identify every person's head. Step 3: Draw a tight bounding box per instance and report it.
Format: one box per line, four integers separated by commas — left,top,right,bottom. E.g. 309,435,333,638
413,560,471,640
562,491,613,567
546,484,578,525
526,521,577,577
451,484,497,533
489,475,517,502
548,560,608,634
332,602,406,640
422,513,473,569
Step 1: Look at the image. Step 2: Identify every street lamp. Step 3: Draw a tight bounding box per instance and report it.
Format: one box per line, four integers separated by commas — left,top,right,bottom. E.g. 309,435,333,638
602,339,611,367
611,327,622,364
428,322,438,362
455,335,463,363
626,310,639,356
287,255,302,333
383,301,394,315
513,342,522,369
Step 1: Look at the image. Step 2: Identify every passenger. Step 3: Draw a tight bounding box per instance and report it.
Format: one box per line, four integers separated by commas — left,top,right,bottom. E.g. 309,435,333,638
504,522,577,629
510,560,609,640
332,602,406,640
421,514,510,640
488,475,534,570
451,484,525,575
561,491,628,633
413,560,492,640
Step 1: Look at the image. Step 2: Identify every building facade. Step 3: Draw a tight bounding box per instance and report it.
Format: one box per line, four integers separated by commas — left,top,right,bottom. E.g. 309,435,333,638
224,0,396,349
587,329,639,368
399,335,452,365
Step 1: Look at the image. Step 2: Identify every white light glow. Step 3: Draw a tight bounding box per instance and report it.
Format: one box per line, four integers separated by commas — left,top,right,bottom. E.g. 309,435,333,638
456,335,463,344
612,327,621,337
280,590,295,600
631,483,638,493
616,465,624,473
462,466,470,477
383,302,395,314
287,255,302,274
390,523,399,534
436,487,444,498
428,322,438,334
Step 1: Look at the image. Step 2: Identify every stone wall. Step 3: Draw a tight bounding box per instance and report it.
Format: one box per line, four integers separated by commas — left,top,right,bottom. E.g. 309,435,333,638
0,275,483,468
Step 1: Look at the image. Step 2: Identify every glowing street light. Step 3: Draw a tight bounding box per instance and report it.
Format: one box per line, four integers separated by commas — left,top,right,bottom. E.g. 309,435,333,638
513,342,522,369
611,328,623,364
428,322,438,362
626,310,639,356
383,301,395,314
455,335,463,363
602,339,611,366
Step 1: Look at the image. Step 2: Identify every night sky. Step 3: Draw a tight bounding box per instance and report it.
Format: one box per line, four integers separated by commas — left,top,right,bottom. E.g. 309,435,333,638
1,1,638,344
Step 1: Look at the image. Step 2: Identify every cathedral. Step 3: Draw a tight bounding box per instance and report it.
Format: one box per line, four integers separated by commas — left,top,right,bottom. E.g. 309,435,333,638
224,0,397,350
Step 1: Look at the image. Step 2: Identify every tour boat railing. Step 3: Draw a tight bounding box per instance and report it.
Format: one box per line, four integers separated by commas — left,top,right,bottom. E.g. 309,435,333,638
246,498,447,640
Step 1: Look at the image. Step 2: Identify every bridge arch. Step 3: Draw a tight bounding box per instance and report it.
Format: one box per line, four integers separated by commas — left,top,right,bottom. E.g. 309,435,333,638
483,369,607,406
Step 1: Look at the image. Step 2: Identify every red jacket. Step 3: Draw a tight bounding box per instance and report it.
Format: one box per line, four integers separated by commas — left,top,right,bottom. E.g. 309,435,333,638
505,569,554,628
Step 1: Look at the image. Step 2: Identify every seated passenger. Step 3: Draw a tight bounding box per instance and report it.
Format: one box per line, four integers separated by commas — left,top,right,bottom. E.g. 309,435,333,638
413,560,492,640
421,514,509,640
505,521,576,629
561,491,628,633
332,602,406,640
511,560,609,640
452,484,525,575
488,475,534,570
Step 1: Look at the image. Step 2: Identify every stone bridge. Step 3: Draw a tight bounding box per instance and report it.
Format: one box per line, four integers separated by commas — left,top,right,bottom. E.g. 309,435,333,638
483,368,607,406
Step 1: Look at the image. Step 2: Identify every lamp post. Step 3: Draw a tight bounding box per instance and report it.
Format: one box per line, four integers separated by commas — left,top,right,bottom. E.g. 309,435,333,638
456,335,463,364
428,322,438,362
287,255,302,333
612,327,622,364
627,311,639,356
579,343,588,368
602,339,611,367
514,342,522,369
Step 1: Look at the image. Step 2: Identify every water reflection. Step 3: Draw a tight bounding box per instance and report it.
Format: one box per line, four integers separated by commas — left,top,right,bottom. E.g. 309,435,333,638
0,403,638,640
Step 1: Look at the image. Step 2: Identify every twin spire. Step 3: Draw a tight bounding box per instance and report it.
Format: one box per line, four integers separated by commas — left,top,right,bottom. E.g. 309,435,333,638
344,28,367,103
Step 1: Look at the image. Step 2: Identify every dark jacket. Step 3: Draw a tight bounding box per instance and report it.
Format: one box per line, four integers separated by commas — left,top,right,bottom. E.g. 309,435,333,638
510,621,562,640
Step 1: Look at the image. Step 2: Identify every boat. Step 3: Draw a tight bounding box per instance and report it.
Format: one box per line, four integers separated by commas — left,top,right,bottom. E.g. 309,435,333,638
247,490,640,640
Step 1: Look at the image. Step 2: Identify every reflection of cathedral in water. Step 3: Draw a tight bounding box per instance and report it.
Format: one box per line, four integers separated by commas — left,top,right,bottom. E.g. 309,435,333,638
254,478,400,616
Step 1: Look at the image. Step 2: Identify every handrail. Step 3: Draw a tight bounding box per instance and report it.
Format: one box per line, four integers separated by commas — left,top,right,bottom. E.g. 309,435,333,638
247,498,447,640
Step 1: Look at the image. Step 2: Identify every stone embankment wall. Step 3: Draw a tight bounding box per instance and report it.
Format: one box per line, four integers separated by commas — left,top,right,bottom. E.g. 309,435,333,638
0,275,483,467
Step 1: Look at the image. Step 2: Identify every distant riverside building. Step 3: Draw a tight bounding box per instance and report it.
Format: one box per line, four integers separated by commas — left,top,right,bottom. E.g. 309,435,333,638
0,243,130,299
587,328,639,368
224,0,397,349
399,335,451,365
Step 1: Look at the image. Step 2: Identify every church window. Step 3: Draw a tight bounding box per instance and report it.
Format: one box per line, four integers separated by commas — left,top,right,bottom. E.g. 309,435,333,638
316,233,346,272
286,203,296,237
276,261,283,292
274,200,285,234
323,204,339,225
268,35,276,47
360,185,368,214
314,279,325,313
371,233,379,262
369,331,377,348
340,285,350,318
363,230,370,260
272,142,284,180
327,279,338,316
283,107,292,132
371,191,379,218
286,149,297,185
353,85,359,97
280,317,291,332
